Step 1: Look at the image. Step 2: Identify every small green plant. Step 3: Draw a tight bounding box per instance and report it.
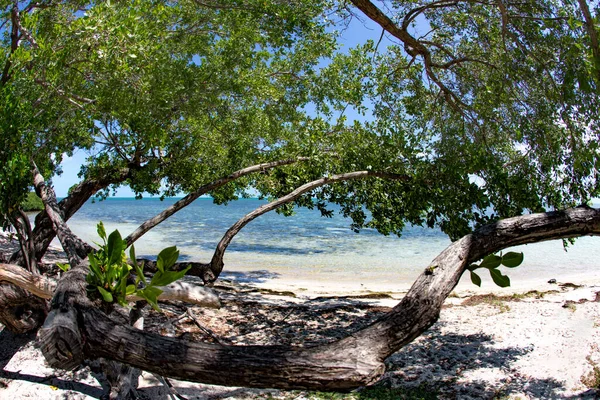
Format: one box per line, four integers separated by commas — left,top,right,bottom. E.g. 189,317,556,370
85,222,190,310
301,384,439,400
57,262,70,272
490,299,511,313
467,252,524,288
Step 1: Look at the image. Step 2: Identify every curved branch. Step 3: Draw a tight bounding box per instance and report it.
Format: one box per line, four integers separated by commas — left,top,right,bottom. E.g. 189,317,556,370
0,263,56,299
349,0,468,114
577,0,600,81
0,3,19,86
402,0,460,31
39,207,600,390
11,1,38,50
207,171,409,283
124,157,309,247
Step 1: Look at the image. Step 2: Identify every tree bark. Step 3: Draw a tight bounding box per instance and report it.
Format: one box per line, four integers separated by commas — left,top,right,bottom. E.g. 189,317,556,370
0,263,56,299
10,169,131,265
577,0,600,81
0,282,48,334
0,262,221,308
31,163,90,266
38,207,600,391
0,165,98,333
8,209,38,274
207,170,409,283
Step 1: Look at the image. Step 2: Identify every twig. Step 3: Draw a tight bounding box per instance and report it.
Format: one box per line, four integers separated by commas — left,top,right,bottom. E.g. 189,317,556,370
280,308,295,322
186,309,229,345
152,374,188,400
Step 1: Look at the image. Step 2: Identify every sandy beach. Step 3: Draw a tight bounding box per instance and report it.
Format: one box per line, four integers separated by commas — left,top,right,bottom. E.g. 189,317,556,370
1,232,599,399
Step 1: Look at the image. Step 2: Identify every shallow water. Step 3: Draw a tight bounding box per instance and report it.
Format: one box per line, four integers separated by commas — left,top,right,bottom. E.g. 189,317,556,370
64,198,600,289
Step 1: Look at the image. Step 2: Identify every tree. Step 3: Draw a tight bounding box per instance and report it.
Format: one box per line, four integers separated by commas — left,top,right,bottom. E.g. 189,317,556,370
1,0,599,396
0,0,340,330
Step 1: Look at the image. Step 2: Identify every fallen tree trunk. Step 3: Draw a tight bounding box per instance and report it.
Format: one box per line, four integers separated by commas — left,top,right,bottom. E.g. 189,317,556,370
37,207,600,390
0,282,48,333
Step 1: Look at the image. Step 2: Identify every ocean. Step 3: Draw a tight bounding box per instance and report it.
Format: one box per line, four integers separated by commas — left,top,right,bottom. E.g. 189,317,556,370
64,197,600,291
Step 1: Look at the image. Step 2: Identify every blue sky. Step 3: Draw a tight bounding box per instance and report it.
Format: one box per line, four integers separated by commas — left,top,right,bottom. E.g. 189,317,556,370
52,10,403,197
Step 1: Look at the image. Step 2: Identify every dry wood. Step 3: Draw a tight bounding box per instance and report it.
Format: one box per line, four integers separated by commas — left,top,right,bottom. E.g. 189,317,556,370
38,207,600,390
0,282,48,333
0,263,56,299
31,163,90,266
0,263,220,308
10,170,131,265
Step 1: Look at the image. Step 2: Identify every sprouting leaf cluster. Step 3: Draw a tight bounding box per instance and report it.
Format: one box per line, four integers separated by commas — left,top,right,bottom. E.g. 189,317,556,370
86,222,190,310
467,252,524,288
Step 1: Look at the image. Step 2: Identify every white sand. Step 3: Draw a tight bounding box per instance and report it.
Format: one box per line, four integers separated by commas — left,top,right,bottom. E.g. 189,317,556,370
1,282,599,399
1,232,600,399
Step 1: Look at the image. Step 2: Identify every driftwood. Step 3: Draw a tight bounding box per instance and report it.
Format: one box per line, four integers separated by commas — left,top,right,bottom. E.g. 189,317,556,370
36,207,600,390
0,282,48,333
0,263,221,308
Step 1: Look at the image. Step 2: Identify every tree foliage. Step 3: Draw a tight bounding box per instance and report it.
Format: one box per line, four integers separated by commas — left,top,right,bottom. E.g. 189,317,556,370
2,0,597,245
333,0,600,239
0,0,599,394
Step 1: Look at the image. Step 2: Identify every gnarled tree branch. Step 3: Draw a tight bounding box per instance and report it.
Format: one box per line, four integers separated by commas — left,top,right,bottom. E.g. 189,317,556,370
31,162,91,266
39,207,600,390
0,262,221,308
11,167,133,265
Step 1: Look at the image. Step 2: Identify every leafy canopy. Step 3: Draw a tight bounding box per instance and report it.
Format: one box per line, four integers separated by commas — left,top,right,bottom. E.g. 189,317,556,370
2,0,599,244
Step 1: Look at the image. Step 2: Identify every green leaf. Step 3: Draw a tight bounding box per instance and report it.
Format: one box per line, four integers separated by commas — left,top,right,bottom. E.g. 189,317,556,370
470,271,482,287
137,286,163,311
157,246,179,270
97,286,114,302
126,284,136,295
489,268,511,288
134,261,145,286
156,258,164,273
129,245,137,267
88,255,103,282
57,263,70,272
501,252,523,268
150,265,191,287
116,274,128,302
479,254,502,270
467,263,478,271
97,222,107,242
106,229,124,266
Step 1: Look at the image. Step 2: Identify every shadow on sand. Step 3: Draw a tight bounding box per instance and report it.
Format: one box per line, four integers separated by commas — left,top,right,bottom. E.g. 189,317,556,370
218,269,281,284
0,327,106,397
136,316,597,399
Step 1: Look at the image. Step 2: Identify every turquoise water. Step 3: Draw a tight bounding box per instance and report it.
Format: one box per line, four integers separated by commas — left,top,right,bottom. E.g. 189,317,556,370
64,198,600,289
